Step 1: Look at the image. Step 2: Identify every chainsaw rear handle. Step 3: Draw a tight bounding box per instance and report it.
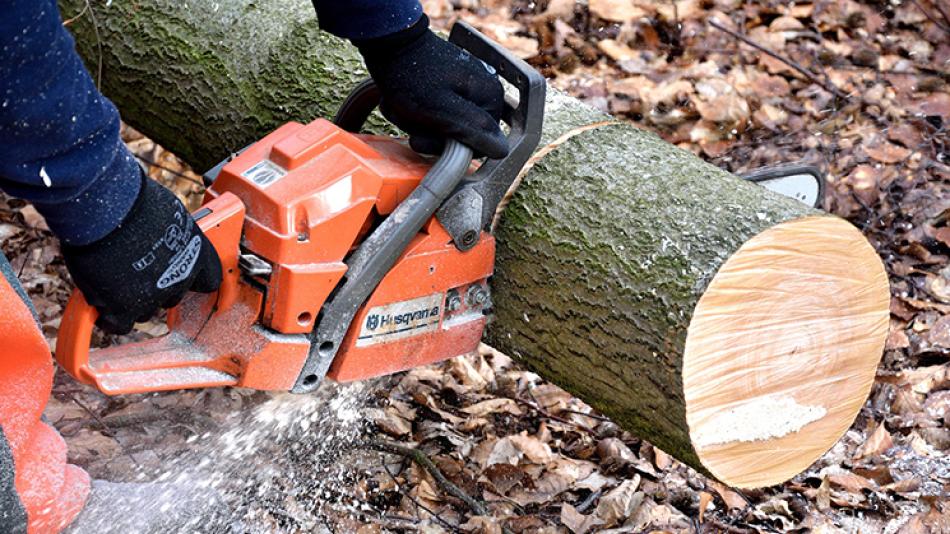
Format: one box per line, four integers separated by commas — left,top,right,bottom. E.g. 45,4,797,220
334,21,546,251
55,193,246,386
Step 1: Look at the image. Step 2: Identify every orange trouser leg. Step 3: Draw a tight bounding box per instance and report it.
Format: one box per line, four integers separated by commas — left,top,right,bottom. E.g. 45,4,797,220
0,253,89,533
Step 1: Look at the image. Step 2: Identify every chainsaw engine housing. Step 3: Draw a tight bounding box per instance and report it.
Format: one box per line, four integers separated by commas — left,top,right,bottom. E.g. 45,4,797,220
207,119,495,385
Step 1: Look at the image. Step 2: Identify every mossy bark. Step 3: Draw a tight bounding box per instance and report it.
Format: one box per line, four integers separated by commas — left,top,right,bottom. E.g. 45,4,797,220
60,0,821,477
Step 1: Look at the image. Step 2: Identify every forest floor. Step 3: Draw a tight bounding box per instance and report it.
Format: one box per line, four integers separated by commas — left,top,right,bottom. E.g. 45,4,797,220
0,0,947,532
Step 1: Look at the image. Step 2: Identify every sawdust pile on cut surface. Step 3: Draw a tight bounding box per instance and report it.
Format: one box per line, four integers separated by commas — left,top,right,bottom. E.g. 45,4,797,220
690,394,828,447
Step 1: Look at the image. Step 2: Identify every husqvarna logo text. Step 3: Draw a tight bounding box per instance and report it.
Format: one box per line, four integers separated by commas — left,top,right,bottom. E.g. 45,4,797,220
365,306,440,331
357,293,444,347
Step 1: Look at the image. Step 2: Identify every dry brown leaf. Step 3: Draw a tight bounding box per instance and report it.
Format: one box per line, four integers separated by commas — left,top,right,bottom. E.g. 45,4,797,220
465,14,538,59
927,273,950,303
589,0,649,21
644,79,695,125
462,398,523,417
753,104,789,128
845,164,882,205
0,223,21,243
509,459,594,505
884,477,921,493
598,39,638,62
487,436,523,466
482,463,528,495
540,0,577,20
356,524,383,534
898,365,949,394
653,448,672,470
576,470,617,492
864,137,912,164
449,356,489,389
625,499,688,533
900,504,950,534
927,315,950,348
912,92,950,120
708,481,747,510
769,16,805,32
698,491,713,523
908,431,937,457
816,477,831,511
411,477,442,505
827,472,875,493
597,437,637,464
935,227,950,249
487,432,554,466
655,0,701,21
692,78,750,124
412,391,465,424
18,205,48,231
471,437,498,469
886,320,911,350
593,476,643,526
854,422,894,460
42,398,88,425
459,516,502,534
788,3,813,18
67,429,121,463
897,514,928,534
508,432,555,464
531,383,573,414
369,408,413,437
560,503,605,534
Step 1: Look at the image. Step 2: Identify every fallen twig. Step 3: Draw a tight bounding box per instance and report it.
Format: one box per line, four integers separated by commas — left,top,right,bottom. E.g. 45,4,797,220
708,18,849,101
560,408,613,423
66,393,143,469
514,396,594,433
367,440,514,534
909,0,950,34
68,393,115,436
575,489,602,513
134,154,205,187
380,460,459,532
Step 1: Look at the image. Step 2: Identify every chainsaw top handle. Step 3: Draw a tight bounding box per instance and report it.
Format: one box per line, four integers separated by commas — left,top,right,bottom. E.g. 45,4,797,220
290,22,545,393
334,20,546,252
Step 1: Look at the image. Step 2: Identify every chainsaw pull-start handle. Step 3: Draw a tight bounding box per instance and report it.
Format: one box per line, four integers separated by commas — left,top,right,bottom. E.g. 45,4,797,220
55,192,246,386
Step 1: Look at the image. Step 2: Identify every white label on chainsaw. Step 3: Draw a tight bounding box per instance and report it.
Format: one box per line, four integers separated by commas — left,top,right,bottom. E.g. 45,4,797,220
242,160,287,188
357,293,443,347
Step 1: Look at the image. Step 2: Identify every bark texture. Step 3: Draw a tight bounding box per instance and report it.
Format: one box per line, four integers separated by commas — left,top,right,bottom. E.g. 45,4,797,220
60,0,847,481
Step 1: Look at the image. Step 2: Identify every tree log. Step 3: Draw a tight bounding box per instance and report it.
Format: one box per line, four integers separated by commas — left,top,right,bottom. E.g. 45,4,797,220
60,0,889,487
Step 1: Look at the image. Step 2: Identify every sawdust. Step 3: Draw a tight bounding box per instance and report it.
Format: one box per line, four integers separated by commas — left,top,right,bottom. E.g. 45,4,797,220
691,394,827,448
150,382,374,531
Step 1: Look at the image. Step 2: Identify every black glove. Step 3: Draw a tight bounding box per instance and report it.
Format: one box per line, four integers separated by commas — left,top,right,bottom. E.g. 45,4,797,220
354,15,509,159
62,174,222,334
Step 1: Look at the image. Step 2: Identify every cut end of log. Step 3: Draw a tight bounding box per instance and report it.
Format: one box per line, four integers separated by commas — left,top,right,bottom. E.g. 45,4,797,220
683,216,889,488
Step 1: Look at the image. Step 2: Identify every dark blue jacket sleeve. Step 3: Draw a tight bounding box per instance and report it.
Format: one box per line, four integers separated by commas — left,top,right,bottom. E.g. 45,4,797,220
0,0,141,246
312,0,423,40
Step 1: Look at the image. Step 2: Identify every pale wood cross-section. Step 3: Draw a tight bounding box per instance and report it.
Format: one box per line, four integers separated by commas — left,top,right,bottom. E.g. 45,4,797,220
684,216,890,488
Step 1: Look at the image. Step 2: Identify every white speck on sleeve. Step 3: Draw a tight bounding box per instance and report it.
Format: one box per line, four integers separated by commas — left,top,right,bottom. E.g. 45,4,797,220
40,166,52,187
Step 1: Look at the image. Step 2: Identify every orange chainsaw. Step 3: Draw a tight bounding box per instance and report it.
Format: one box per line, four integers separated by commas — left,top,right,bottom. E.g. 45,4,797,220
54,22,546,396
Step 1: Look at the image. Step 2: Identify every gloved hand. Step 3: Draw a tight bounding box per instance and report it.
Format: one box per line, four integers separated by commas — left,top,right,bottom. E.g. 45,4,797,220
354,15,509,159
61,174,222,334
